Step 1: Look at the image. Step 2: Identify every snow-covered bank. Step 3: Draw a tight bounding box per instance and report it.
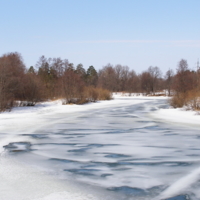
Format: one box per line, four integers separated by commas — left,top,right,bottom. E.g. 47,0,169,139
151,106,200,127
114,93,200,126
112,92,168,99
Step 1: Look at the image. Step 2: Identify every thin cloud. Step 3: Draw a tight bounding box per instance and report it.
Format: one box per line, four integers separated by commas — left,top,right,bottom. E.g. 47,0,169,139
168,40,200,47
85,40,159,43
64,40,200,44
64,40,160,44
63,40,200,47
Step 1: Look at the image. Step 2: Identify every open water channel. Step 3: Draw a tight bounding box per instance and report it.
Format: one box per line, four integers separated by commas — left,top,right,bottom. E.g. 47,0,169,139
1,96,200,200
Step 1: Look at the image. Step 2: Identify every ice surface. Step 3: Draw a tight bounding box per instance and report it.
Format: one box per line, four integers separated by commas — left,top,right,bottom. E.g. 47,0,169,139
0,156,116,200
1,95,200,199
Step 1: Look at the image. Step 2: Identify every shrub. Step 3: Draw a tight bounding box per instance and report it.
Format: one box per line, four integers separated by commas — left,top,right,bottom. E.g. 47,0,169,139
170,93,186,108
170,90,200,110
185,90,200,110
96,88,112,100
84,86,98,102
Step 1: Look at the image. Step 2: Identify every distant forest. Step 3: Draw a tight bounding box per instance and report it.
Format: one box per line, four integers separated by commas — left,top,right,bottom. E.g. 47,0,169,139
0,52,199,111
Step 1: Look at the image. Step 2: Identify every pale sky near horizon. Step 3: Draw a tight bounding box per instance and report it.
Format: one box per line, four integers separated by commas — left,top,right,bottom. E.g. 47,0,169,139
1,0,200,74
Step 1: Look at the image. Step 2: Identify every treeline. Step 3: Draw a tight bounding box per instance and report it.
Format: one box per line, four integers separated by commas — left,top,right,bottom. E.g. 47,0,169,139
98,60,200,110
98,64,164,93
0,52,111,111
0,52,199,111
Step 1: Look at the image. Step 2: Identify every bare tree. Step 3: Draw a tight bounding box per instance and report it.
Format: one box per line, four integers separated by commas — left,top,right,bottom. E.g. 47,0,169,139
114,64,124,91
0,52,25,110
165,69,174,96
98,64,117,91
171,59,197,107
51,57,64,77
120,65,129,91
126,70,140,93
177,59,188,73
21,73,42,105
173,59,195,94
114,65,130,91
61,69,85,104
140,71,152,94
148,66,162,94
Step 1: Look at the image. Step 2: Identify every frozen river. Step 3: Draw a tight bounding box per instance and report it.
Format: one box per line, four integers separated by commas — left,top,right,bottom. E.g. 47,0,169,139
1,95,200,200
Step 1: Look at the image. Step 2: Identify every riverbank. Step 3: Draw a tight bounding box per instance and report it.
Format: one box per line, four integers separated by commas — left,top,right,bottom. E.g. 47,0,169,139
1,94,200,129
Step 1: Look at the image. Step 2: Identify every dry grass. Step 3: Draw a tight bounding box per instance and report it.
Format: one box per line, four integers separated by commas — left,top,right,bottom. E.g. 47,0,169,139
170,93,186,108
84,87,112,102
185,90,200,110
62,87,112,105
170,90,200,110
96,88,112,100
84,86,98,102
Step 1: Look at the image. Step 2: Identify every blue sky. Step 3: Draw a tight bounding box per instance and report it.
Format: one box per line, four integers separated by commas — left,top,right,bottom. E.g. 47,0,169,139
1,0,200,74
